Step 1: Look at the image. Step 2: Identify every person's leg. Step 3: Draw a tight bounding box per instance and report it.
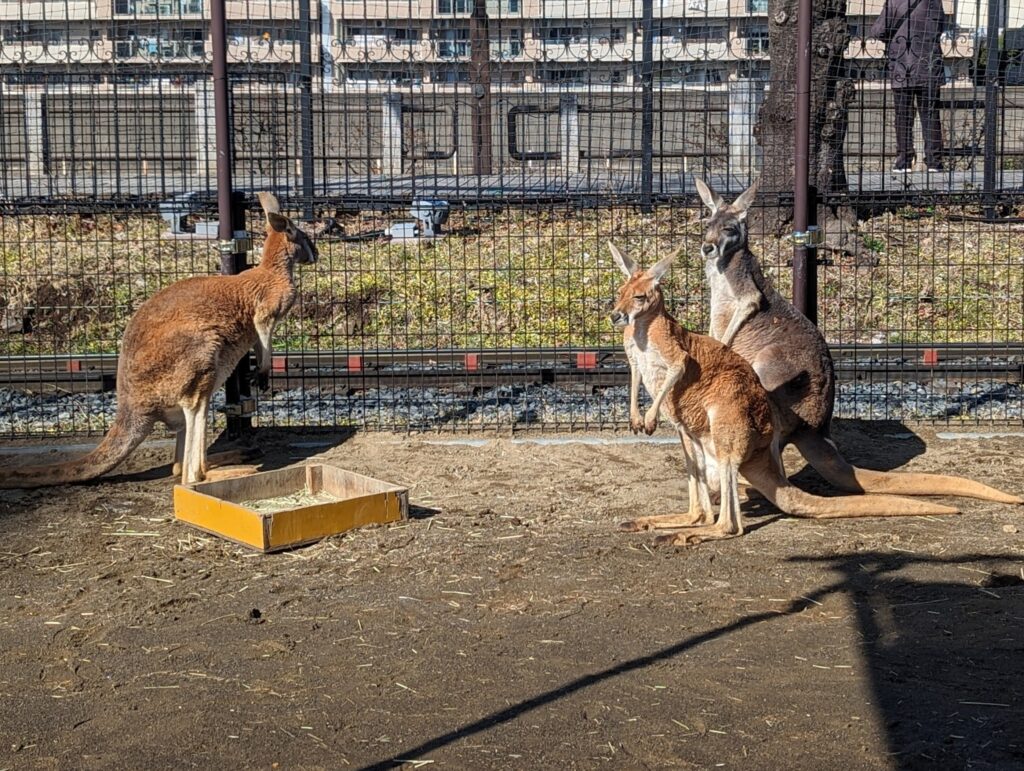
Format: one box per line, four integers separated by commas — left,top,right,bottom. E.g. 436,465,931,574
919,83,944,169
893,87,915,170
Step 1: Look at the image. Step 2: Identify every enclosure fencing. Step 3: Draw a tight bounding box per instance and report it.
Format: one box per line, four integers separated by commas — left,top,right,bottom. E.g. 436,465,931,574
0,0,1022,435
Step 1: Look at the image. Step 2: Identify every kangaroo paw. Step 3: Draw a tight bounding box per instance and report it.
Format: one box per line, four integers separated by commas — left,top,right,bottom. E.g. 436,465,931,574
629,412,644,434
619,509,711,532
643,410,658,435
655,526,742,547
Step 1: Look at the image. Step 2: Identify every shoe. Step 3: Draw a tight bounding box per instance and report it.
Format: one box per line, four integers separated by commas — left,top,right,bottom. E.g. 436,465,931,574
892,166,911,173
927,166,944,172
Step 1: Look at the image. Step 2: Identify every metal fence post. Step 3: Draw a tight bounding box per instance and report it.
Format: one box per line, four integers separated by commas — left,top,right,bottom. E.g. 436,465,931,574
212,0,252,437
559,95,580,176
24,89,47,186
982,0,1001,219
383,94,403,176
728,78,763,179
791,0,817,324
194,80,218,179
298,0,315,220
640,0,654,212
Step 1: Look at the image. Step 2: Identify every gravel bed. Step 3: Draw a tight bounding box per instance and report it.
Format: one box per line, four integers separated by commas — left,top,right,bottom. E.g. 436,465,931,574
2,378,1022,436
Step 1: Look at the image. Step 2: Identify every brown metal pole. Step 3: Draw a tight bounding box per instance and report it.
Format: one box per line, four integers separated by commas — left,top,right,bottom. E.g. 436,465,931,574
212,0,234,267
470,0,493,175
211,0,252,436
791,0,816,324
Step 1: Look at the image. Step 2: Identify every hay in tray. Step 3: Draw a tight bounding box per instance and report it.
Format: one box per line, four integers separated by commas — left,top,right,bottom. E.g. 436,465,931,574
240,487,342,515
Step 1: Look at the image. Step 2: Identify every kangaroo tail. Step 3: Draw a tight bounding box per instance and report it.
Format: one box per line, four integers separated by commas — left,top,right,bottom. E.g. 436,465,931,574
792,430,1022,505
0,408,152,489
741,454,960,519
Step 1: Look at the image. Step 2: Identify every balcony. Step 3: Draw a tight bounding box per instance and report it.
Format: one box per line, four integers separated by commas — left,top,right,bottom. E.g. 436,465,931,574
435,39,471,60
734,36,769,59
0,39,111,65
540,37,628,62
112,0,204,16
649,0,735,18
490,39,525,61
649,37,731,61
0,2,95,22
227,36,302,63
224,0,306,19
113,36,206,60
843,35,973,61
333,34,426,63
330,0,434,21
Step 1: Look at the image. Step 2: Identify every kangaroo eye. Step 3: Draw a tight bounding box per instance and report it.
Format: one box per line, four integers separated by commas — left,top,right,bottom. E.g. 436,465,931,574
633,294,646,301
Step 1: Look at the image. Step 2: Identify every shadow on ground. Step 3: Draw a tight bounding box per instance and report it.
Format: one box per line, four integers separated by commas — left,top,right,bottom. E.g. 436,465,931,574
789,419,934,493
361,550,1024,770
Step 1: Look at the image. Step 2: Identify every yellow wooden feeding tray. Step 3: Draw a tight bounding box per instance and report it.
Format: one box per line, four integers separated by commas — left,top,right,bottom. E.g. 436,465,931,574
174,463,408,552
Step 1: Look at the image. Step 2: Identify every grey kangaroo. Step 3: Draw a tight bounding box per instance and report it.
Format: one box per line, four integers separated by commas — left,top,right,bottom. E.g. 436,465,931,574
694,177,1021,504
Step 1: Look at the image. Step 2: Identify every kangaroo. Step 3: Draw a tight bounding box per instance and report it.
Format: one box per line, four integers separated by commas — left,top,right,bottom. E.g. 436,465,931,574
693,177,1022,505
0,192,317,489
608,242,959,546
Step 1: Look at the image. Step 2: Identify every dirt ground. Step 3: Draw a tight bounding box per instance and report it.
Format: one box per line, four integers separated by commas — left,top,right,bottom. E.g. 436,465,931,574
1,421,1023,771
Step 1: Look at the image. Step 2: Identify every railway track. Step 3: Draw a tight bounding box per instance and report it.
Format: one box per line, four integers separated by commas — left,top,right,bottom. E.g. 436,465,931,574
1,344,1021,395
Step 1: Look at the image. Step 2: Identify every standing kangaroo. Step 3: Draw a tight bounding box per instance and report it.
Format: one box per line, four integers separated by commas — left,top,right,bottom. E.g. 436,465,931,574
608,243,958,546
0,192,316,489
694,177,1021,504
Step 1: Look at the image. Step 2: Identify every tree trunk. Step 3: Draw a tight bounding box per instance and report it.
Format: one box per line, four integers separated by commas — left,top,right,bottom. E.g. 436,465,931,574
754,0,853,235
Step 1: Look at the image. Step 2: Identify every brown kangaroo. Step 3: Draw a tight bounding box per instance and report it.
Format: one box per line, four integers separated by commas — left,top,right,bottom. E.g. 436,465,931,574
694,177,1021,505
608,242,959,546
0,192,316,489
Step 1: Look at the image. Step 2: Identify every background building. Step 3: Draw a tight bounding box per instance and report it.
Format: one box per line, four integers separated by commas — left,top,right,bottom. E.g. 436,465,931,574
0,0,1003,88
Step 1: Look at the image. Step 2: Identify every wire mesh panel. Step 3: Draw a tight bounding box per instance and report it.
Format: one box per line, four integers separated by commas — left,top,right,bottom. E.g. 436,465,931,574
821,0,1024,421
0,0,1021,437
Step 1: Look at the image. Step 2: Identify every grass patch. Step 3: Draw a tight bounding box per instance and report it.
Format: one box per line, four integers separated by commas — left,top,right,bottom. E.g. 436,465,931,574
1,204,1022,357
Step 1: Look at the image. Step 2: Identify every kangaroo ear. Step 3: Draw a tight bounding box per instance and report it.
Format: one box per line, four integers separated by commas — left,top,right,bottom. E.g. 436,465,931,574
257,191,281,215
694,177,724,214
646,246,680,283
608,242,637,278
731,178,760,221
266,211,290,233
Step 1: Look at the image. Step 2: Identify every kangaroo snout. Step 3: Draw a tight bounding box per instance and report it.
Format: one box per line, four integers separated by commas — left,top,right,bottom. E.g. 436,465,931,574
701,243,716,257
610,310,628,327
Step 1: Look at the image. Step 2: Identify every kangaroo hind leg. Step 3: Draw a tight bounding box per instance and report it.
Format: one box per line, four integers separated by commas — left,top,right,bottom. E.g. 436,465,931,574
657,454,744,547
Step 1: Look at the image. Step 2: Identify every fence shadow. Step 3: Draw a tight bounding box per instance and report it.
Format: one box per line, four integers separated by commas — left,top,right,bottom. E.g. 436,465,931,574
791,551,1024,768
359,549,1023,769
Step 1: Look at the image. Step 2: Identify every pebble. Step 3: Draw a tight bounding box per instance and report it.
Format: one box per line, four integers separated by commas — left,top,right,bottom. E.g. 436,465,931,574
1,379,1021,434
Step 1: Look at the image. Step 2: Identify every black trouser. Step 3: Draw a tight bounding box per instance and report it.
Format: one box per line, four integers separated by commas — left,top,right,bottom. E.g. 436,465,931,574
894,85,944,169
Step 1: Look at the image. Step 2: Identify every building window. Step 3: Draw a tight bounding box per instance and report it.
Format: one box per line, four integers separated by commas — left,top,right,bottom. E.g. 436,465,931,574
747,0,768,13
434,25,470,58
542,26,584,44
437,0,473,14
682,23,727,43
745,24,769,55
432,65,469,83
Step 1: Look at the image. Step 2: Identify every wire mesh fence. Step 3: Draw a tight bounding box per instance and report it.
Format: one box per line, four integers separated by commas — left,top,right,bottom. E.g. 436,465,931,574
0,0,1022,436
